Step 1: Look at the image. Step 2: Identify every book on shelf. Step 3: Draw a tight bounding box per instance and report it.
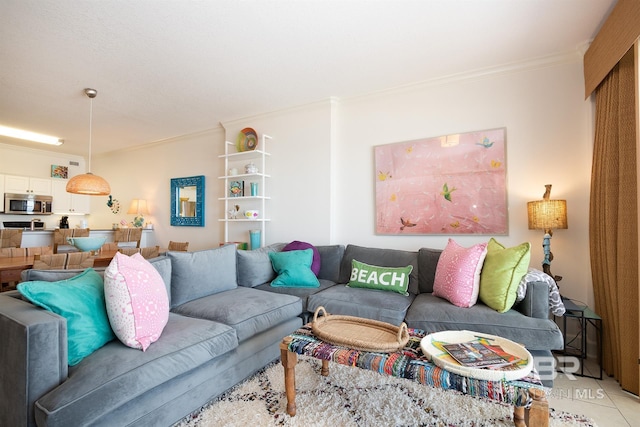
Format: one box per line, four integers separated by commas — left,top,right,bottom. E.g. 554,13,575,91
442,341,522,368
229,180,244,197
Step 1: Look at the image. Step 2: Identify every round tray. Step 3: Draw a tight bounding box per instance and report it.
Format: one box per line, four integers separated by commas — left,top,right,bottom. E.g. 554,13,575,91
420,330,533,381
311,306,409,353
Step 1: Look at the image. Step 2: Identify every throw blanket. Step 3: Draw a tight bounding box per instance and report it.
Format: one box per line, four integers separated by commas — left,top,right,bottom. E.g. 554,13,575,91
516,268,565,316
286,326,544,407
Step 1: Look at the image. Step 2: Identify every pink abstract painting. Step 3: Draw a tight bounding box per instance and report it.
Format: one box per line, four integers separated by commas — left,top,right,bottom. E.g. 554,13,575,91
375,128,507,235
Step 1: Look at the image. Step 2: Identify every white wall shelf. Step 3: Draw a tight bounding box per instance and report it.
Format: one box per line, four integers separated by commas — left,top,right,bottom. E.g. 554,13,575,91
219,134,272,247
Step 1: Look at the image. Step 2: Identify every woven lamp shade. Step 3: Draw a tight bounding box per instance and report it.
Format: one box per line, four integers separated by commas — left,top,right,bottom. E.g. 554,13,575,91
66,173,111,196
527,199,568,231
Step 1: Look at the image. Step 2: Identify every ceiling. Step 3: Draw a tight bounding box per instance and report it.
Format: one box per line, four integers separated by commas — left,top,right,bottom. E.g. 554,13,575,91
0,0,615,157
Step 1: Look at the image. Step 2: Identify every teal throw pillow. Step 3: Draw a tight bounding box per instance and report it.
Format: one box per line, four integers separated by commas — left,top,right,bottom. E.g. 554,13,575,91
17,268,115,366
269,249,320,288
347,259,413,296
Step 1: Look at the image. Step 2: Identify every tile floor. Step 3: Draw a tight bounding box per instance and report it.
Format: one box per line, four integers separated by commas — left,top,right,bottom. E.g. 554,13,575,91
548,359,639,426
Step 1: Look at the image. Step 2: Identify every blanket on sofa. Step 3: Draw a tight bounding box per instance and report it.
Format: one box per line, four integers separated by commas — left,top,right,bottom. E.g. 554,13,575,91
517,268,565,316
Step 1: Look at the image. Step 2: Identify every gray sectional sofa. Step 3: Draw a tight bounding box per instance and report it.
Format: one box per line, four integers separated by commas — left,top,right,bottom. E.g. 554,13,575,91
0,241,563,427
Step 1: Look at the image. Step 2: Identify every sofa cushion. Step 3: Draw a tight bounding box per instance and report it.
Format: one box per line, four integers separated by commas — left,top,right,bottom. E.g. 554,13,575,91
269,249,320,288
282,241,321,276
104,252,169,351
347,259,412,296
34,313,237,427
404,293,563,351
236,242,286,287
172,287,302,342
339,244,419,295
168,245,237,307
17,269,115,366
307,285,415,325
432,239,487,308
316,245,345,282
479,238,531,313
417,248,442,293
256,279,336,312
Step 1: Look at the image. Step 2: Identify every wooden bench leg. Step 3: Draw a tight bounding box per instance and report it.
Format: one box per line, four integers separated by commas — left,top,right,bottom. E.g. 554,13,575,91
280,337,297,416
321,359,329,376
513,388,549,427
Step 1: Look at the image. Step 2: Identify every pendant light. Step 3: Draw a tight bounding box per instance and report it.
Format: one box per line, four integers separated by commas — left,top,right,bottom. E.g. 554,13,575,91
66,88,111,195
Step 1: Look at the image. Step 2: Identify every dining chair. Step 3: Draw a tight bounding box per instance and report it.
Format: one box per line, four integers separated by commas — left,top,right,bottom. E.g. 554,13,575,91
66,252,94,269
33,253,94,270
0,229,24,248
114,228,142,248
168,241,189,251
118,246,159,259
53,228,90,253
25,246,53,257
33,254,68,270
100,242,118,252
140,245,160,259
117,247,141,256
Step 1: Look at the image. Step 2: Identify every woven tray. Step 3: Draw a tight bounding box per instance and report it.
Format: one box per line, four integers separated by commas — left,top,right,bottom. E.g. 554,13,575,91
311,306,409,353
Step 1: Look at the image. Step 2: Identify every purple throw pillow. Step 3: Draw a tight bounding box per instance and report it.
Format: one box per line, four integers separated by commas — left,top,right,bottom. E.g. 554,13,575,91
282,241,321,276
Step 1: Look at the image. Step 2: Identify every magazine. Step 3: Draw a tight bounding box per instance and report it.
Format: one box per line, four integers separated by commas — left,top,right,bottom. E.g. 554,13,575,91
442,341,521,368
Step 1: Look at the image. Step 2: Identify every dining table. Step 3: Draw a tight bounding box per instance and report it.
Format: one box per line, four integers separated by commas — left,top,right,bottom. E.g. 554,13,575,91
0,250,120,291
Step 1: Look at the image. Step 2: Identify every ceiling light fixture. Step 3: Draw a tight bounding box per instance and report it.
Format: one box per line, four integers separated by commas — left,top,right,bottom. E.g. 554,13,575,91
0,125,63,146
66,88,111,196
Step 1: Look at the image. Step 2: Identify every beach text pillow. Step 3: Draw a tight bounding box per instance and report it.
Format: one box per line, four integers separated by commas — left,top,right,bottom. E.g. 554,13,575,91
347,259,412,296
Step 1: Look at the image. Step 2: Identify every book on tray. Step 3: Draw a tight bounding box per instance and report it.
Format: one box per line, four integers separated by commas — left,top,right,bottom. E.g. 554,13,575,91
442,341,522,368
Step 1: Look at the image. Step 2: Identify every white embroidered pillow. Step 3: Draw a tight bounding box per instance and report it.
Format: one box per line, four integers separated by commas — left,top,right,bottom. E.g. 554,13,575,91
104,252,169,350
433,238,488,308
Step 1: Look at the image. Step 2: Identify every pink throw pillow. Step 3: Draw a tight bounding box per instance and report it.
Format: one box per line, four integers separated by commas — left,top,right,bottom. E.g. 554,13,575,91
433,238,488,308
104,252,169,350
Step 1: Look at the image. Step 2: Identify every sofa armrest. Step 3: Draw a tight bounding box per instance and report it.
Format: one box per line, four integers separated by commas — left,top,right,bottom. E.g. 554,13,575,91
514,281,550,319
0,293,68,427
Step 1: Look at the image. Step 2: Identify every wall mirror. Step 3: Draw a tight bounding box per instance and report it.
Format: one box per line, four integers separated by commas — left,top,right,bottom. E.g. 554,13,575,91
171,175,205,226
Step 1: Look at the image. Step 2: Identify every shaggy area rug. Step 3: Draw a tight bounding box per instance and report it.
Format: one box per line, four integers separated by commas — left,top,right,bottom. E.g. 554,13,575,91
174,357,598,427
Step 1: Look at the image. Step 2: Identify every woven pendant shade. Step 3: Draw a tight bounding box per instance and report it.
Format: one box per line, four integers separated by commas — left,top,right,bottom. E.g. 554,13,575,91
66,172,111,195
67,88,110,196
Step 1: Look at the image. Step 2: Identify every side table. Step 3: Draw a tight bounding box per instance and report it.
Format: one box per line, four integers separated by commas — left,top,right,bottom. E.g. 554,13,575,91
554,297,603,380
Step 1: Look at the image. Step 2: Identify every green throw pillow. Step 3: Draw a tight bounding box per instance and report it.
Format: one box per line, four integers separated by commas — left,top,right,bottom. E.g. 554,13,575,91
17,268,115,366
269,249,320,288
347,259,413,296
479,238,531,313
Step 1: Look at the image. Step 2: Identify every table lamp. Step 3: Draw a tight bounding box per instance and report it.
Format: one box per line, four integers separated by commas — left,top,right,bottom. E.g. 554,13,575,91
527,184,567,283
127,199,149,228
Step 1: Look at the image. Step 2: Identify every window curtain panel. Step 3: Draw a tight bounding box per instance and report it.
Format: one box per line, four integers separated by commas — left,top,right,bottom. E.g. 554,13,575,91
589,47,639,395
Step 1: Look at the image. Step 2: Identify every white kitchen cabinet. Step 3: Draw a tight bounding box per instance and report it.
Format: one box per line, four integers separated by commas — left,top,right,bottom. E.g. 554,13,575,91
51,180,91,214
4,175,52,195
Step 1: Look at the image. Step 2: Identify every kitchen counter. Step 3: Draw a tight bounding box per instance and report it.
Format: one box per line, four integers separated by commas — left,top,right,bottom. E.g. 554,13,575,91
18,229,156,249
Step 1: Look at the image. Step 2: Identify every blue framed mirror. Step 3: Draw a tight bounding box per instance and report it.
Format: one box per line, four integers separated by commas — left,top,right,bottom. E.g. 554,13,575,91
171,175,205,226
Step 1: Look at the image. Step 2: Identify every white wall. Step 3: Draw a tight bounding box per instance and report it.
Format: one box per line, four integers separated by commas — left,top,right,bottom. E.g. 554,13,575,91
333,56,593,305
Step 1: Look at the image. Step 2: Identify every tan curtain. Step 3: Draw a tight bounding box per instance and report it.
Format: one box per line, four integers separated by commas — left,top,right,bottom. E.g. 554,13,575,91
590,47,639,395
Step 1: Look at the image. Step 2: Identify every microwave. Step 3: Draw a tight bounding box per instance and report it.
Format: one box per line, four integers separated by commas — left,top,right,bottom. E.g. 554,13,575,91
4,193,53,215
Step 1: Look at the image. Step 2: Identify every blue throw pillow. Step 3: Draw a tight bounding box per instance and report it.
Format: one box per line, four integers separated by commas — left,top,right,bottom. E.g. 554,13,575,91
269,249,320,288
18,268,115,366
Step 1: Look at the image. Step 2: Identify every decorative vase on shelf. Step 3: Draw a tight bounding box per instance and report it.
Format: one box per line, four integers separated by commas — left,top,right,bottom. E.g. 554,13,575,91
245,162,258,174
